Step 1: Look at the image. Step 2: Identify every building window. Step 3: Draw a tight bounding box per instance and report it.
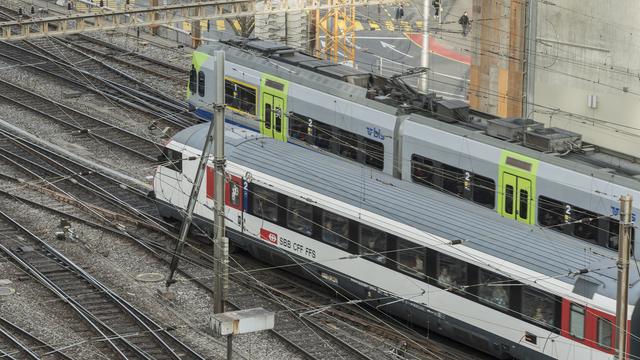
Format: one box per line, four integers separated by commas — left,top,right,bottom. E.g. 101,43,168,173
477,269,509,309
569,304,585,339
472,174,495,209
522,287,557,330
189,65,197,95
286,198,313,236
396,239,425,278
436,253,467,290
321,212,350,250
250,186,278,222
197,71,205,97
225,79,256,115
597,317,614,349
162,148,182,172
359,224,386,264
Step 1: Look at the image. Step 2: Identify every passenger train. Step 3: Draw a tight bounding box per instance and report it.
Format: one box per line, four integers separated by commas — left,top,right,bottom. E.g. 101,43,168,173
187,38,640,253
154,122,640,360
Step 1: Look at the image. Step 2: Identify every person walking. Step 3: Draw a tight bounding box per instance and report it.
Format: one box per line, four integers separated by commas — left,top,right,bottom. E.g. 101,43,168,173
459,11,471,36
432,0,441,19
395,4,404,23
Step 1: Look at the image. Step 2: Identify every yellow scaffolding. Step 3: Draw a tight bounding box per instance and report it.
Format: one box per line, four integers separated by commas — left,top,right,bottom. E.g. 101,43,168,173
314,0,356,65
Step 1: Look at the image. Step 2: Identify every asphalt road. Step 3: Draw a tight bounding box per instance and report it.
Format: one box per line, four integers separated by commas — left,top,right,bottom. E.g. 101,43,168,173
353,30,469,99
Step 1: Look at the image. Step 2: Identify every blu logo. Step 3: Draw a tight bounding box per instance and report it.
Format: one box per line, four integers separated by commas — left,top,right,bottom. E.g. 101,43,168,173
611,206,637,222
366,127,385,140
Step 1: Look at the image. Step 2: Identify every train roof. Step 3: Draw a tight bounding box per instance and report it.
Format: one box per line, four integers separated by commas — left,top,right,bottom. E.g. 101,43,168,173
404,114,640,192
200,39,640,189
172,123,640,304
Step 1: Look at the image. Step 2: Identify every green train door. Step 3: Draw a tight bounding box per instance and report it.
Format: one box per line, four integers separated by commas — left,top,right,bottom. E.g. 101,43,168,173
501,173,533,224
260,75,288,142
498,151,539,225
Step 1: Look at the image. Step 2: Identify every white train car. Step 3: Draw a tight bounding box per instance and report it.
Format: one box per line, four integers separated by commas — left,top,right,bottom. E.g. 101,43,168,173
153,123,640,360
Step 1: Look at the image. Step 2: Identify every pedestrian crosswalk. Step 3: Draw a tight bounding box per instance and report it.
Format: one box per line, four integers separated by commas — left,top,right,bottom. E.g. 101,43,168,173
204,17,426,33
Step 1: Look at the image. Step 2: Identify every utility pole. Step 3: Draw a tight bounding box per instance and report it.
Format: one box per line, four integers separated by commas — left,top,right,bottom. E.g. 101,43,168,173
522,0,537,119
165,51,226,290
418,0,430,93
616,194,633,360
212,50,228,314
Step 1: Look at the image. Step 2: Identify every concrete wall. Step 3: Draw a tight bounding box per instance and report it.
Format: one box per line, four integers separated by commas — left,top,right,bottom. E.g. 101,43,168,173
532,0,640,157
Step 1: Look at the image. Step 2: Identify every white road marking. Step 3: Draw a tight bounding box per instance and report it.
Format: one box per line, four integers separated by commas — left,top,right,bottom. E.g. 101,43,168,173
380,41,413,58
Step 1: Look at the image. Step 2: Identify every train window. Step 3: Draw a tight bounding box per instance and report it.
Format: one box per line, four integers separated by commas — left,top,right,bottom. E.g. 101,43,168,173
275,107,282,132
289,113,309,142
321,212,350,250
411,155,437,188
505,185,514,215
597,317,614,349
607,218,635,252
472,174,495,209
396,239,425,278
519,189,529,219
442,164,465,196
538,196,565,230
569,304,585,339
162,148,182,172
227,180,242,208
189,65,197,95
522,287,557,330
224,79,256,115
286,198,313,237
250,186,278,222
477,269,509,309
358,224,386,264
572,206,598,243
436,253,467,290
197,71,205,97
338,130,358,160
363,138,384,170
264,103,272,130
313,122,332,150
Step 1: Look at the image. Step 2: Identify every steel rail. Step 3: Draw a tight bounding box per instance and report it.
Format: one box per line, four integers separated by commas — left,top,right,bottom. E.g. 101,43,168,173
0,129,164,226
0,39,196,129
0,78,161,162
0,316,77,360
0,210,206,360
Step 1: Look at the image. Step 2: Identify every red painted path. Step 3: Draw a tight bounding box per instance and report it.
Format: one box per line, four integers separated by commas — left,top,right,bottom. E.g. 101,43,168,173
405,33,471,65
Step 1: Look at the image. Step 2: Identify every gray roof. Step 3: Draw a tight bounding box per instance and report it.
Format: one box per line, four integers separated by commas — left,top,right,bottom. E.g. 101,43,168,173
174,123,640,303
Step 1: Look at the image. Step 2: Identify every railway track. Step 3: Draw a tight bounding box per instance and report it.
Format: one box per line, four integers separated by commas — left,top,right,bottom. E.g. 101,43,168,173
0,170,384,360
0,179,480,360
0,35,197,129
0,316,76,360
0,128,162,225
0,210,206,360
58,34,186,82
0,78,162,162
